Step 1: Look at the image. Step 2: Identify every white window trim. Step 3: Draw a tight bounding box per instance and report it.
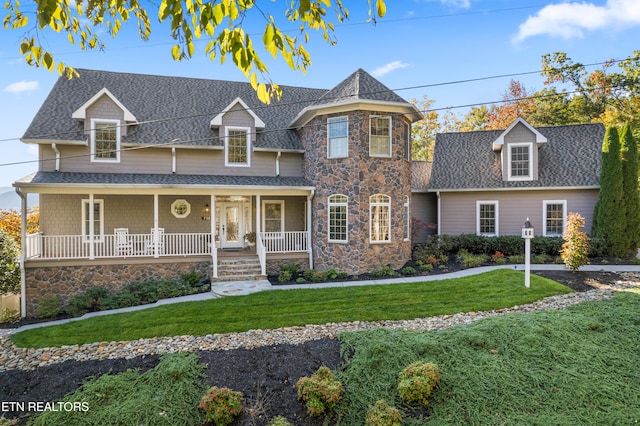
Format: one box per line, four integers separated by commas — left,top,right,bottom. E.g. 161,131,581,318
370,194,392,244
507,142,533,181
327,116,349,159
405,122,412,161
543,200,567,237
225,126,251,167
90,119,120,163
476,200,499,237
404,196,410,241
82,199,104,242
369,115,392,158
261,200,285,235
328,194,348,243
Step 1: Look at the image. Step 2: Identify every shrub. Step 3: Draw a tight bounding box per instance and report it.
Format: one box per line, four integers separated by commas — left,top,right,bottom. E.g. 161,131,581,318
531,236,563,256
401,266,416,276
365,399,403,426
0,308,18,324
277,270,293,283
180,271,201,287
507,254,525,264
397,361,441,406
419,263,433,273
490,251,506,264
268,416,293,426
295,366,344,416
303,269,326,282
370,265,395,278
295,277,306,284
198,386,244,426
66,287,111,317
532,253,551,264
561,213,590,272
457,249,488,269
35,296,63,319
280,263,301,276
324,267,347,280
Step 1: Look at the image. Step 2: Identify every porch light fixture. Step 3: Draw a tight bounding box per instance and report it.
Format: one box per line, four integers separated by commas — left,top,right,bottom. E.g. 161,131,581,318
521,218,534,288
202,204,211,221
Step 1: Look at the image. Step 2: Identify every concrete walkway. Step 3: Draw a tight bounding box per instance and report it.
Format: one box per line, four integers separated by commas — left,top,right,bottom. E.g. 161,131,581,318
3,263,640,336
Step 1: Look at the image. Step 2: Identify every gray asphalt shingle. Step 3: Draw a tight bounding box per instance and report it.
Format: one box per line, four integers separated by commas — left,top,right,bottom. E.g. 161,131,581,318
429,123,605,190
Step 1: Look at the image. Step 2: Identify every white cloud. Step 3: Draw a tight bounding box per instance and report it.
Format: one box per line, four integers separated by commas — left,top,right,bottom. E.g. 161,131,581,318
514,0,640,42
3,81,39,94
371,61,410,78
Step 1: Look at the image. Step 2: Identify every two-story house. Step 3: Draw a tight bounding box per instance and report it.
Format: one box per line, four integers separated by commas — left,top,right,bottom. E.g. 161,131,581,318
14,68,422,316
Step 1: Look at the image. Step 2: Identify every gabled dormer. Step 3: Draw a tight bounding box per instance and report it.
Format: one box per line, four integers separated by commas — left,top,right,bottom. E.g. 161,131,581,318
492,117,547,182
210,97,265,167
72,88,137,163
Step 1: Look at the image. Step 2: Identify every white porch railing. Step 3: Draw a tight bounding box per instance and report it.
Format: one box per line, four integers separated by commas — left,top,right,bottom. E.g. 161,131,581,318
25,232,212,260
260,231,309,253
25,231,310,262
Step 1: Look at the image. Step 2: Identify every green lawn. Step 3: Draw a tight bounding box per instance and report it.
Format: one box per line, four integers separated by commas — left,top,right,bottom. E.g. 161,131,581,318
12,269,572,348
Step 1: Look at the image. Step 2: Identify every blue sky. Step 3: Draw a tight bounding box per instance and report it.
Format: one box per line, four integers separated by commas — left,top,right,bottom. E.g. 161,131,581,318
1,0,639,187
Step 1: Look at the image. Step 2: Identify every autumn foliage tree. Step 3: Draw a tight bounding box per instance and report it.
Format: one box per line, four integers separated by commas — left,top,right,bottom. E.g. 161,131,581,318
560,213,590,272
0,228,20,294
0,208,39,248
2,0,387,103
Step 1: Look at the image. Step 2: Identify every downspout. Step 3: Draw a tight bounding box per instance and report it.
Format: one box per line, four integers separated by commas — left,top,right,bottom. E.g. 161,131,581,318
307,189,315,269
275,151,281,177
51,143,60,171
171,147,176,173
15,187,27,318
436,191,441,236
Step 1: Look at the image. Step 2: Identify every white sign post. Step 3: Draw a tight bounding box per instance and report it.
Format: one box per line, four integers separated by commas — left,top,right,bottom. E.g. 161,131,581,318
521,218,534,288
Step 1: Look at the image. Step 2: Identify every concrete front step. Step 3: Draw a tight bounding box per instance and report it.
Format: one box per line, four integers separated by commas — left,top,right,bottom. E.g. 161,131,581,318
214,256,264,282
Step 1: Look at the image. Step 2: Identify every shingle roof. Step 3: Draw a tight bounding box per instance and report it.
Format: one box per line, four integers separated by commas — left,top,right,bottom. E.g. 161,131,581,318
22,69,328,150
313,68,410,106
429,123,604,190
16,171,313,188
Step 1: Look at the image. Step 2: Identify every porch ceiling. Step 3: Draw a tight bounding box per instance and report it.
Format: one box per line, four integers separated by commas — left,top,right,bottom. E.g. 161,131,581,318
14,171,315,196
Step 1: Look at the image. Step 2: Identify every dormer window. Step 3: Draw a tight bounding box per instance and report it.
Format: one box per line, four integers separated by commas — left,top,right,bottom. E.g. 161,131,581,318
508,143,532,180
91,119,120,162
370,116,391,157
225,127,250,167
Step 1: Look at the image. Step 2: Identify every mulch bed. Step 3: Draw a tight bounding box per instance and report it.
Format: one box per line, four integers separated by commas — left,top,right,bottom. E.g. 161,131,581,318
0,269,631,425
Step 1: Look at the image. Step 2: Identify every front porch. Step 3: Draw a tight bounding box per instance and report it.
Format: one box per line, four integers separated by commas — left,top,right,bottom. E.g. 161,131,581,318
25,230,312,278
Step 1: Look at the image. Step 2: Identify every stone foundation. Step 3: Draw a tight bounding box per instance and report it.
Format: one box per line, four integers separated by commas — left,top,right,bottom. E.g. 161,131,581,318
24,260,211,317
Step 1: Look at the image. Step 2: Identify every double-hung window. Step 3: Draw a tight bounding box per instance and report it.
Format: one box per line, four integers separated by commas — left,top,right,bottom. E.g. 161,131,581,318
370,116,391,157
225,127,250,166
91,119,120,162
327,116,348,158
508,143,532,180
477,201,498,236
543,200,566,236
82,199,104,242
328,195,348,243
370,194,391,243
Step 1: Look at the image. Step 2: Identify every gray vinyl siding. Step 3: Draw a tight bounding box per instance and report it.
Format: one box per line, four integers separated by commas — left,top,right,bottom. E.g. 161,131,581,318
261,196,306,232
439,189,599,236
85,95,128,136
39,144,304,177
411,192,437,243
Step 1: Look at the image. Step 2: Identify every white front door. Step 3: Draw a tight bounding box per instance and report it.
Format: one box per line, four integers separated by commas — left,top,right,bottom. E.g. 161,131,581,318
218,203,244,249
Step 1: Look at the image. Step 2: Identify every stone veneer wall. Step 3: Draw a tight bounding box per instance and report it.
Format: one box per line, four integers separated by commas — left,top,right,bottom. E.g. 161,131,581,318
300,110,412,275
24,260,211,317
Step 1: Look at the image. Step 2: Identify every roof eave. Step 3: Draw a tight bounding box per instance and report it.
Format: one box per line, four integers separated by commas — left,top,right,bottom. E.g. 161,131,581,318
289,100,422,128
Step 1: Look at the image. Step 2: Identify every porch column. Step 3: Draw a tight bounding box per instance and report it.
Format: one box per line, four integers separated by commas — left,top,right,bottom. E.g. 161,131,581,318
211,195,217,278
307,191,314,269
17,189,27,318
89,193,95,260
256,195,265,275
153,194,159,258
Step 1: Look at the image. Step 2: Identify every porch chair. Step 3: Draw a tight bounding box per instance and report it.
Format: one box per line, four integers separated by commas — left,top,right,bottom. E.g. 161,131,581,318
145,227,165,255
114,228,133,256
